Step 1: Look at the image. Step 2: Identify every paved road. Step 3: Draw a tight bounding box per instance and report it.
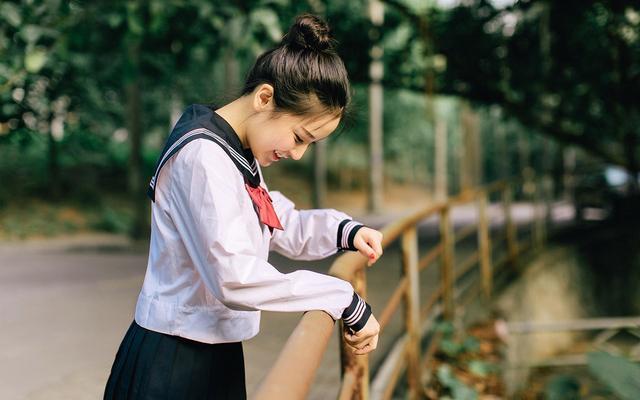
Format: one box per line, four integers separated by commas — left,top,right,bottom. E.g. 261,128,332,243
0,203,571,399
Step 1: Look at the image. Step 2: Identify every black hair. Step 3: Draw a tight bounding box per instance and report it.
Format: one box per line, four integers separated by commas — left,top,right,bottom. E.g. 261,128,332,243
241,14,351,119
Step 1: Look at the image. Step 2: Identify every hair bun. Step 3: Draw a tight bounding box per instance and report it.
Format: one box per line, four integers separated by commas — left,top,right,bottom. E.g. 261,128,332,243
283,14,333,52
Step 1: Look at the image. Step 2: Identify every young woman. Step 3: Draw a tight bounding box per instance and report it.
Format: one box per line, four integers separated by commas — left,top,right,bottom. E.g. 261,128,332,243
104,14,383,399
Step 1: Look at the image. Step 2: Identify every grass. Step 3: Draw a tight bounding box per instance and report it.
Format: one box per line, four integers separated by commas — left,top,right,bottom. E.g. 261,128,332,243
0,175,433,240
0,195,134,240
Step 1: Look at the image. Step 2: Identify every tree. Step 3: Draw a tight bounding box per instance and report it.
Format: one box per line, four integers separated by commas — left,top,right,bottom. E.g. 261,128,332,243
380,0,640,176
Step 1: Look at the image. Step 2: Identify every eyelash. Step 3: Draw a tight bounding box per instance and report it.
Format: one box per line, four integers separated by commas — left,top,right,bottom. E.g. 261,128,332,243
294,133,304,144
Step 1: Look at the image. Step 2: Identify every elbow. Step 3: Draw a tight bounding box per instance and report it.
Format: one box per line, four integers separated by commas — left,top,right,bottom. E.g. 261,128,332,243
215,283,258,312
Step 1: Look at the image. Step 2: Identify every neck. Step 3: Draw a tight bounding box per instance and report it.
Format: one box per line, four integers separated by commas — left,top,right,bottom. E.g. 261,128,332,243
214,96,253,149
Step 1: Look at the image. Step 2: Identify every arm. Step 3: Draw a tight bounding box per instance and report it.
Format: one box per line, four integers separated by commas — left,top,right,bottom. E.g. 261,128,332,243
166,141,371,330
269,191,365,260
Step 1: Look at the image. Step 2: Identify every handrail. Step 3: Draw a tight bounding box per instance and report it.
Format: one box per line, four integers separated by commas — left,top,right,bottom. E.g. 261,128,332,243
256,175,556,400
253,311,335,400
327,175,556,400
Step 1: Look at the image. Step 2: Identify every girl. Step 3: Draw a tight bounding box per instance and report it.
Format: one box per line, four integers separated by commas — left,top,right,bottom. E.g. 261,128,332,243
104,14,383,399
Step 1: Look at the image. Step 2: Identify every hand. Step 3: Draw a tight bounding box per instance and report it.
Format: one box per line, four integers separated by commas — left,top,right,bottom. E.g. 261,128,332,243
354,227,383,266
344,314,380,355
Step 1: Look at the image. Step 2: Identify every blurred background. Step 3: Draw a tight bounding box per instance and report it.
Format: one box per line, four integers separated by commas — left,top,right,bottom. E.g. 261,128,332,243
1,0,639,399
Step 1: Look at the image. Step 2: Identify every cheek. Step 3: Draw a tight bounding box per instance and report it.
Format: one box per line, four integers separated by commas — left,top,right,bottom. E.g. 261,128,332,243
268,134,295,151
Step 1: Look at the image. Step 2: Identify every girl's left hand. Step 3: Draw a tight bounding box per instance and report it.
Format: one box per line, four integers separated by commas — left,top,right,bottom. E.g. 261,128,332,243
353,227,384,266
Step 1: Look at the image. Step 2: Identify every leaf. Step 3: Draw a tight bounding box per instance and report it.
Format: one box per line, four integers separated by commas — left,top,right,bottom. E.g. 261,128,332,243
587,351,640,400
437,365,478,400
451,382,478,400
441,339,463,357
544,375,581,400
19,25,45,44
462,336,480,352
126,2,144,36
382,23,413,52
106,13,124,29
467,360,490,377
437,364,457,386
250,8,282,43
434,320,455,335
25,48,48,73
1,3,22,27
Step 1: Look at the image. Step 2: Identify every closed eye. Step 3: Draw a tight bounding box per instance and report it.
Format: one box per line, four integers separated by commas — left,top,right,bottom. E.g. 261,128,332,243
294,133,304,144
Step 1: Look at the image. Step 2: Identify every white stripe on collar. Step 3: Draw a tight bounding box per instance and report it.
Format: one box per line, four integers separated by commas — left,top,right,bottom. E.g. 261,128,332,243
151,128,257,189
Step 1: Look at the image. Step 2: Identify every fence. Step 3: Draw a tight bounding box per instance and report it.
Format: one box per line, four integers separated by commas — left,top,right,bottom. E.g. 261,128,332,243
254,175,557,400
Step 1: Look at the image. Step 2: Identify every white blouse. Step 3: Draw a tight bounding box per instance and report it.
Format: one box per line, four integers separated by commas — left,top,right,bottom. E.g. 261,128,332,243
135,139,368,344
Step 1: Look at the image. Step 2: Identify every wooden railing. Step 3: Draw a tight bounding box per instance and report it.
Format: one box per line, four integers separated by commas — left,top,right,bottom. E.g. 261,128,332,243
328,176,555,400
254,176,557,400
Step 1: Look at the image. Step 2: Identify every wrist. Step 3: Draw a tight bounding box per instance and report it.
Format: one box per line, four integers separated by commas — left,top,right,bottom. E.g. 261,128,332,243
337,219,365,251
341,292,372,332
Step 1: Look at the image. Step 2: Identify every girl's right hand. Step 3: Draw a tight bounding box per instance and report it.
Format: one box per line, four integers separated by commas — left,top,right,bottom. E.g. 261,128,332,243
344,314,380,355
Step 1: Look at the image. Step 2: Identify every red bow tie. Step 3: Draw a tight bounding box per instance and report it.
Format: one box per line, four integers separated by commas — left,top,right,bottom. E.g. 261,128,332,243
244,184,284,231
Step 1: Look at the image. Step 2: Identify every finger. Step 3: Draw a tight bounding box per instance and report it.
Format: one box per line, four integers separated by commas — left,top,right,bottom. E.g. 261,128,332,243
344,331,369,346
357,334,379,354
354,341,376,355
356,242,377,265
370,334,379,350
344,330,368,346
370,236,383,258
344,330,360,346
354,336,375,350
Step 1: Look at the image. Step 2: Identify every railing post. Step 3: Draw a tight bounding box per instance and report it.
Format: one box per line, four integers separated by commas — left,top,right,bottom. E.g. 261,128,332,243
477,190,493,299
339,268,370,400
401,227,421,400
439,206,455,320
503,185,519,266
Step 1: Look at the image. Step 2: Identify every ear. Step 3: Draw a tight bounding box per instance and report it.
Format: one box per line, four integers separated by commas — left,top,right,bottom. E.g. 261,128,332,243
252,84,275,112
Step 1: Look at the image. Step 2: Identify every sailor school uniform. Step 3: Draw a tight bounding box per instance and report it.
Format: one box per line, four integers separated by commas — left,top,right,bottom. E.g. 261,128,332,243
135,104,372,344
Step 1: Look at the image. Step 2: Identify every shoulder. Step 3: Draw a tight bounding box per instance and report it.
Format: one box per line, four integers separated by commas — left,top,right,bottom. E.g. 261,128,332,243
176,139,234,167
171,139,243,188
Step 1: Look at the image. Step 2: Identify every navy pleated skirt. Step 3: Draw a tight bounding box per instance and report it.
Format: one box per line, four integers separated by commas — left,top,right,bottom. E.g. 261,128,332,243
104,321,246,400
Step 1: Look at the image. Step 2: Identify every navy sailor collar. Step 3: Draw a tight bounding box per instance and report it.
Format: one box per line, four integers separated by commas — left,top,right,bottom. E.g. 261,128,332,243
147,104,260,202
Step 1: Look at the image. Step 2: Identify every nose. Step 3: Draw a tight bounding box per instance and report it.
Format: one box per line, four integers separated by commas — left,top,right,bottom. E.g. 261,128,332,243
290,144,308,161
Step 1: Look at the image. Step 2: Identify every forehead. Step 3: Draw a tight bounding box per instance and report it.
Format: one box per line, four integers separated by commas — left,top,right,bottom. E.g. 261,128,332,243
282,111,341,134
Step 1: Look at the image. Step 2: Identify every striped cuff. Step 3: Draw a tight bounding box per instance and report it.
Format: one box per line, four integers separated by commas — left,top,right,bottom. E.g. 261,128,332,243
337,220,364,251
342,292,372,332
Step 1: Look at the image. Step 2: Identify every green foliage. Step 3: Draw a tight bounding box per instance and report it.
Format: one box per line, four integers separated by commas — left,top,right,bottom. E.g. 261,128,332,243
543,375,581,400
90,206,133,234
587,351,640,400
430,320,503,399
439,332,481,358
467,360,495,378
1,0,628,221
437,364,478,400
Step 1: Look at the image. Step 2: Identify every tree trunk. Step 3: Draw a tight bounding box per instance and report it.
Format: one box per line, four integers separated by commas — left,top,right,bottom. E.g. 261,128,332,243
47,113,61,201
623,132,639,193
459,101,477,192
368,0,384,213
312,140,327,208
434,118,448,200
223,47,240,97
563,147,576,202
126,37,148,239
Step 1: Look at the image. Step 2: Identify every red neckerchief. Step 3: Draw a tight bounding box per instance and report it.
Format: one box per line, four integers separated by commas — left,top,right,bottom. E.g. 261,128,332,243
244,183,284,232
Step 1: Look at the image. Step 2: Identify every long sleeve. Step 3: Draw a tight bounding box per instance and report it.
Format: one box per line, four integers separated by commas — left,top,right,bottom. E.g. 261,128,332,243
165,141,364,323
269,191,365,260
